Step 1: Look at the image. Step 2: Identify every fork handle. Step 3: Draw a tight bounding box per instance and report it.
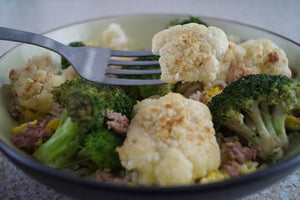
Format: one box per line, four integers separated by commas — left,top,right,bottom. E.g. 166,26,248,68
0,27,68,57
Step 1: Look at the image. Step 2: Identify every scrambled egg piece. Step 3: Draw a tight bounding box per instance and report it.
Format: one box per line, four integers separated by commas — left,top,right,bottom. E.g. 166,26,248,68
45,118,60,132
152,23,229,83
117,93,220,186
239,161,259,175
189,86,222,104
12,120,38,134
199,170,229,184
241,39,291,77
102,23,128,50
285,115,300,131
9,53,78,113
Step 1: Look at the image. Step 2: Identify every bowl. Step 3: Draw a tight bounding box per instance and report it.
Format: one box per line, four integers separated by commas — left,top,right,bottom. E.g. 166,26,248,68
1,14,300,200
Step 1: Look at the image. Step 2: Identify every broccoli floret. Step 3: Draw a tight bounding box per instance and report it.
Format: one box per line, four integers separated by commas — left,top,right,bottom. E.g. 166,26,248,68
208,74,300,160
33,79,107,167
52,78,107,129
121,55,173,100
167,16,208,28
61,41,85,69
33,79,136,168
78,127,123,170
107,88,137,119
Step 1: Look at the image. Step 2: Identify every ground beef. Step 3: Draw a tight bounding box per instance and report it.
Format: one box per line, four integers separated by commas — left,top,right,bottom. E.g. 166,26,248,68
7,98,21,120
11,119,53,148
222,161,241,177
198,91,210,104
226,62,259,84
291,67,298,79
106,110,129,134
266,52,279,63
90,170,125,185
221,141,258,177
223,136,239,143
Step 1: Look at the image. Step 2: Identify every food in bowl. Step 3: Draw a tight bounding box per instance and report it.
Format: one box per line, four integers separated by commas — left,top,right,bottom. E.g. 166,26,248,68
5,16,300,187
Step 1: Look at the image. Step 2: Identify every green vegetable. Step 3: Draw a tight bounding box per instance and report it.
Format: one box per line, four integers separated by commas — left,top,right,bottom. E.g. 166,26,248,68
167,16,208,28
78,127,123,170
208,74,300,160
107,88,138,119
61,41,85,69
121,55,173,100
33,78,136,168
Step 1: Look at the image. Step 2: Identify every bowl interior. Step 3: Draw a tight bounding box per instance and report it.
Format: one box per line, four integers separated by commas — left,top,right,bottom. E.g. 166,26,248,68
1,14,300,175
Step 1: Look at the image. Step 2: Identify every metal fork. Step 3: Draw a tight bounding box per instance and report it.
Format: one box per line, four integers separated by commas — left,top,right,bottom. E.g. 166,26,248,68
0,27,163,85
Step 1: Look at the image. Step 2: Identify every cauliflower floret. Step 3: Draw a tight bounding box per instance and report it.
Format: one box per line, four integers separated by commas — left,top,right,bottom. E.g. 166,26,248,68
102,23,128,50
217,39,290,84
241,39,291,77
219,42,247,67
152,23,229,83
117,93,220,186
9,53,78,113
217,42,257,83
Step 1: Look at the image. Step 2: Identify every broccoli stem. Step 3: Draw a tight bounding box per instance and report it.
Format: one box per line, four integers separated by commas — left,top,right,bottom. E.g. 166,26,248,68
260,102,277,135
271,103,289,146
246,102,270,140
226,121,259,146
227,101,289,159
33,111,87,168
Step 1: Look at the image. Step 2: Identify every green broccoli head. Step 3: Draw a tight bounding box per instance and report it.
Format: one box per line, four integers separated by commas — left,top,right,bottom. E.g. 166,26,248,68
61,41,85,69
166,16,208,28
33,79,109,168
107,88,137,119
78,127,123,170
121,55,173,100
34,78,135,169
52,78,107,129
209,74,300,160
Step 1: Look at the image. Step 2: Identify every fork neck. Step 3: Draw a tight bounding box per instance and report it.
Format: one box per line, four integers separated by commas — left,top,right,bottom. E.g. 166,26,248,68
0,27,68,57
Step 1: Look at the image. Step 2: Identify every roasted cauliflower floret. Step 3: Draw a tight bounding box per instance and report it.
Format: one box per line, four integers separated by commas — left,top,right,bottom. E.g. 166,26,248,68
241,39,291,77
117,93,220,186
9,53,78,113
217,42,260,84
102,23,128,50
216,39,290,84
152,23,229,83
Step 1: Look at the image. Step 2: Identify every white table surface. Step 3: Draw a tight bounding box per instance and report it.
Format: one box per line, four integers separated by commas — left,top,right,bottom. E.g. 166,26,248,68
0,0,300,199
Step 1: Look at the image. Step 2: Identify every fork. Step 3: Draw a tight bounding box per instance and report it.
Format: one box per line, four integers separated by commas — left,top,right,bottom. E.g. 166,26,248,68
0,27,163,85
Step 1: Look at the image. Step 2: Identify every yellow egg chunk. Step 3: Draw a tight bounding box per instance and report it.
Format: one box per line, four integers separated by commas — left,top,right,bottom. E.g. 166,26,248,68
45,118,60,132
199,170,229,184
12,120,38,134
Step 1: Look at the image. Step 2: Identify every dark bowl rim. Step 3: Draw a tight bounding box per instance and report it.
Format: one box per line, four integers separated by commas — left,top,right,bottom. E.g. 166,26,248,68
1,13,300,194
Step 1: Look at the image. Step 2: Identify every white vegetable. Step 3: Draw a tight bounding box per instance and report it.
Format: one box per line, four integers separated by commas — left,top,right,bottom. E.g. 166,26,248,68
9,53,78,113
117,93,221,186
241,39,291,77
152,23,229,83
102,23,128,50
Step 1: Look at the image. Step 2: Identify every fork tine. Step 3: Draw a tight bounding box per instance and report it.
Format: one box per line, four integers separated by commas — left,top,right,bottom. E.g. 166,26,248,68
110,50,154,57
108,59,159,66
103,77,164,86
106,68,161,75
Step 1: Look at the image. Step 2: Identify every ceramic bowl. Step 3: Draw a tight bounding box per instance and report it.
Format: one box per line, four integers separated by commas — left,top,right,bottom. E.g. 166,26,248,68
1,14,300,200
